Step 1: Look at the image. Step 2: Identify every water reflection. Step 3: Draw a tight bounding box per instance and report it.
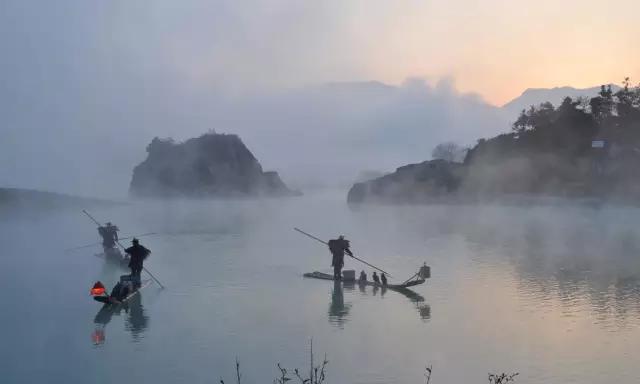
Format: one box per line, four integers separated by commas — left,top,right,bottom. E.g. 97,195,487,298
456,205,640,328
92,295,149,345
328,281,351,327
124,295,150,341
417,304,431,320
389,286,431,321
513,225,640,326
327,280,431,325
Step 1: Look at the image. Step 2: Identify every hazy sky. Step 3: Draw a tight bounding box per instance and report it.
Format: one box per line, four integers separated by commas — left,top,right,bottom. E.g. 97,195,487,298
1,0,638,196
3,0,635,103
100,0,639,105
353,0,640,105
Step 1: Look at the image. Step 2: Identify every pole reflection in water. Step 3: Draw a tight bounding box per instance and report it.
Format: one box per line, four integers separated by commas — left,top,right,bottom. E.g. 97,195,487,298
389,285,432,321
92,294,149,345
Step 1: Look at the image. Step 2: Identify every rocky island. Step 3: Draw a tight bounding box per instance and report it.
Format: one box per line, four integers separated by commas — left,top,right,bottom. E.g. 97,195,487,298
129,133,298,198
348,160,463,203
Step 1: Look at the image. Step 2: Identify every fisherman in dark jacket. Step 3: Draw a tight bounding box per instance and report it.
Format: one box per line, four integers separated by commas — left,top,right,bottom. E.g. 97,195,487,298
380,273,387,286
125,238,150,287
98,222,119,251
372,271,380,284
328,235,353,280
91,275,133,305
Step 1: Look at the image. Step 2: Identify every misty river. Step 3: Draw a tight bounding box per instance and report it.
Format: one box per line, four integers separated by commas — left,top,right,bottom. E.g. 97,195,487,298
2,191,640,384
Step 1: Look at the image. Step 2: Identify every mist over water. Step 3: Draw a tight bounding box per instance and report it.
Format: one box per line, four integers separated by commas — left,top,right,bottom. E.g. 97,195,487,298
2,1,639,383
2,192,640,383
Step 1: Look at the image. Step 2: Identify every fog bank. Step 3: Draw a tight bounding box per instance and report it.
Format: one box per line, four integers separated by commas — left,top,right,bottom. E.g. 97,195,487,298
0,1,509,197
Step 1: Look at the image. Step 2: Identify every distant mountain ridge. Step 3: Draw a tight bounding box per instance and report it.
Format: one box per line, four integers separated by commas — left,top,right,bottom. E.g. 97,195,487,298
0,188,118,213
503,85,621,116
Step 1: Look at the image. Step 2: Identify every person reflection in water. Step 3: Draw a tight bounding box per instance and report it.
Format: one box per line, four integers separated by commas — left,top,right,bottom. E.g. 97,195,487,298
92,295,149,345
125,295,149,341
328,280,351,326
92,305,119,345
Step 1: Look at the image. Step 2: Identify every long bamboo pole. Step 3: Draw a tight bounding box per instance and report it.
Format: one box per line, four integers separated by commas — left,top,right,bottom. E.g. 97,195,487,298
83,210,165,289
293,227,392,277
65,232,157,252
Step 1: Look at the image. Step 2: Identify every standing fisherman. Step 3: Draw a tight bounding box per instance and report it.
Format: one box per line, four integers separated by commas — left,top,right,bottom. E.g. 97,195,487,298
98,222,119,252
125,238,150,287
328,235,353,280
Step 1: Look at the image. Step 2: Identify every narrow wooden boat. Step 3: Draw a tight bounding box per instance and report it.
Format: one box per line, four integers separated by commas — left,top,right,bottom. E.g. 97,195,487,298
93,279,153,306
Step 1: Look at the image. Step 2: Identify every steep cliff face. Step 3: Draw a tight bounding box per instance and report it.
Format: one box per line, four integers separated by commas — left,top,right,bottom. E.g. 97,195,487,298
347,160,463,204
129,133,297,197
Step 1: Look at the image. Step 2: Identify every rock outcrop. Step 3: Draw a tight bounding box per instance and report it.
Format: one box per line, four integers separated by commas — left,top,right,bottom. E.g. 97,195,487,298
347,160,463,204
129,133,298,197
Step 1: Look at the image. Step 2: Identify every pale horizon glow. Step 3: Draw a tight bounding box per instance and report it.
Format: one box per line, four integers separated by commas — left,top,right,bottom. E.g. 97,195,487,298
357,0,640,105
143,0,640,105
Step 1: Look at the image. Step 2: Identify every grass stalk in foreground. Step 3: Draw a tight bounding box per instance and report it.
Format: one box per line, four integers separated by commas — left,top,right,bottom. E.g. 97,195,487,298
221,341,518,383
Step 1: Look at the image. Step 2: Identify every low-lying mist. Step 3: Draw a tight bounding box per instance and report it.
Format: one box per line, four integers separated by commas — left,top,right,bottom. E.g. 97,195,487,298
0,1,510,198
0,77,509,198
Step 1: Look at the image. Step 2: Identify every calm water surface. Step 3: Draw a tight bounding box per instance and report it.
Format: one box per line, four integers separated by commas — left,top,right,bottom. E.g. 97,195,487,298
2,192,640,383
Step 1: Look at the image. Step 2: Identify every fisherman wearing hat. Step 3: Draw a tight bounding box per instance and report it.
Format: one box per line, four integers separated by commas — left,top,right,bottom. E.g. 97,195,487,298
327,235,353,280
124,238,150,287
98,222,119,252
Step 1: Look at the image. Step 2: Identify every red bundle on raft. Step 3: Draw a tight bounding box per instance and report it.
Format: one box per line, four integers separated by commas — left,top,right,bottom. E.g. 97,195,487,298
90,281,106,296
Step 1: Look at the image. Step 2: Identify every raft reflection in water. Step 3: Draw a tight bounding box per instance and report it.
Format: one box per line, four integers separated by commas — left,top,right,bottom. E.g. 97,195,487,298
327,280,431,327
92,294,149,345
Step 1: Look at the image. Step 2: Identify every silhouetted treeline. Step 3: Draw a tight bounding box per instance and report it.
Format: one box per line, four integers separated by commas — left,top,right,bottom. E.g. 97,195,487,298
464,79,640,198
349,79,640,203
469,80,640,161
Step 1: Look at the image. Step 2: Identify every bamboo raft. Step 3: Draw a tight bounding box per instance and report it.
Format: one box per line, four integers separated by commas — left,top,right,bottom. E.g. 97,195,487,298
304,271,425,290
